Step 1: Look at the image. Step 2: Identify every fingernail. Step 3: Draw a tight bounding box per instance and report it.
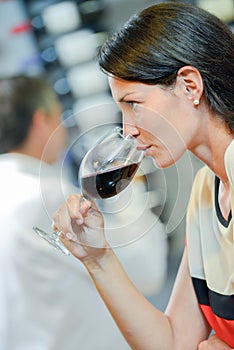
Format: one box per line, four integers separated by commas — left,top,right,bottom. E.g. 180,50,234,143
76,218,83,225
82,197,91,207
65,232,75,240
85,200,91,207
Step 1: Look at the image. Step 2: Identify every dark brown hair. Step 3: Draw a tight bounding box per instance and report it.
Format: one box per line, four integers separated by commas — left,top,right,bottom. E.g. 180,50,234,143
0,75,58,153
98,2,234,130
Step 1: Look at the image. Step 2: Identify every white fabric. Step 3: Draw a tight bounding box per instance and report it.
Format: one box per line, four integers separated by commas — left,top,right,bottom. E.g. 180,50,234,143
0,153,167,350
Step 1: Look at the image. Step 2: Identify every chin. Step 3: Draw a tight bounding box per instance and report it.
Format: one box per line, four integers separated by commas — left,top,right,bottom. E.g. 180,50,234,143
148,154,176,169
149,146,182,169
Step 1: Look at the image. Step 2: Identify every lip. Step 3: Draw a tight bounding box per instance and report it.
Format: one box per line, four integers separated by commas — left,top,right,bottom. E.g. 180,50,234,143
144,147,152,156
136,143,151,151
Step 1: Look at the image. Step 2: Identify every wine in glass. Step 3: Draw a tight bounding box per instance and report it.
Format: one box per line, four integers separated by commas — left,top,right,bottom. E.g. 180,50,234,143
33,127,144,254
79,126,144,199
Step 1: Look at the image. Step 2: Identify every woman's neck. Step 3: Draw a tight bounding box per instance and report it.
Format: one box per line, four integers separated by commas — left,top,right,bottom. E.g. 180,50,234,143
190,116,234,184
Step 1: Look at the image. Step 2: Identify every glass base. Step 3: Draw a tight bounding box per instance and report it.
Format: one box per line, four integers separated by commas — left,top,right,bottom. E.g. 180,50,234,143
33,227,70,256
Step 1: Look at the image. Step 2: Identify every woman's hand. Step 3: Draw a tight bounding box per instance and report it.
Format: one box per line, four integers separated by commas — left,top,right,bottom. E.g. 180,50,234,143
53,194,108,263
198,334,233,350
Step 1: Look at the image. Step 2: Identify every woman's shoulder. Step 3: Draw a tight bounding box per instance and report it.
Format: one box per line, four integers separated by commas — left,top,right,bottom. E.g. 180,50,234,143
192,165,214,191
186,165,215,217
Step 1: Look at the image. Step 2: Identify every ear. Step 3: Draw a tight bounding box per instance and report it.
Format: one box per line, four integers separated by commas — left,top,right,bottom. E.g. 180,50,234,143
30,108,49,137
20,108,50,159
176,66,204,103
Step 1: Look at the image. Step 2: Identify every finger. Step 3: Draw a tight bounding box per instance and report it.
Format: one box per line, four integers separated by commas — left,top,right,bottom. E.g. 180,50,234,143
60,231,78,242
79,197,91,216
53,202,74,235
67,194,92,224
66,194,86,224
59,233,83,256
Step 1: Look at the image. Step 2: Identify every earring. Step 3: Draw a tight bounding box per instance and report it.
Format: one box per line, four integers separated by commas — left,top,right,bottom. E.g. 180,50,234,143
193,99,200,106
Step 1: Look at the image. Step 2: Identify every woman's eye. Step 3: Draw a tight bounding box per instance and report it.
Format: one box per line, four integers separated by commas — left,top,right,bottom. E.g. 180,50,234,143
127,101,137,109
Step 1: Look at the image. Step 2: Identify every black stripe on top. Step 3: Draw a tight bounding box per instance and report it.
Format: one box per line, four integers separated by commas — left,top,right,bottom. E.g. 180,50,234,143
192,277,234,320
214,176,232,228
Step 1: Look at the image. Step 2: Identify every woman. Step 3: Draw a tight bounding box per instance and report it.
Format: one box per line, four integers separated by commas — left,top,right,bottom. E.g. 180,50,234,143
53,2,234,349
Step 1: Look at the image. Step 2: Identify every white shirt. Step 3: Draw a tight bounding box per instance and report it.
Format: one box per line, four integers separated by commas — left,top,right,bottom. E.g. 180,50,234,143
0,153,167,350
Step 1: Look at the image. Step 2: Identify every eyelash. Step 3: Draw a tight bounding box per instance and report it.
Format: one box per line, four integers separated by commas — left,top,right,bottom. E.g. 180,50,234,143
126,101,137,109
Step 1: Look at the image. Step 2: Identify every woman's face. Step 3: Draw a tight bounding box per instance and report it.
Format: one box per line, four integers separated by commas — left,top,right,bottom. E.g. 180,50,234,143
109,76,199,168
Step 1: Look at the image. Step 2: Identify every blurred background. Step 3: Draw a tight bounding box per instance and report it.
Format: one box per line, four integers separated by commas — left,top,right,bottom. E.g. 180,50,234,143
0,0,234,310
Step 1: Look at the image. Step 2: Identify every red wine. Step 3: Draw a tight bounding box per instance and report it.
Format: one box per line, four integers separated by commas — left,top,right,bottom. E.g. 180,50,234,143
81,163,139,199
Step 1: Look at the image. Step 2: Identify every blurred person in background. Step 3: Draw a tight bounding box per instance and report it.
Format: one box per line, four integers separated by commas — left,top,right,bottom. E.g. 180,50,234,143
0,75,167,350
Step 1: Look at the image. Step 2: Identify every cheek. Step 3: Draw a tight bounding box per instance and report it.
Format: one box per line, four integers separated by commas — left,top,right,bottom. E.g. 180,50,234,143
138,108,185,144
135,108,170,140
44,122,67,163
137,109,187,165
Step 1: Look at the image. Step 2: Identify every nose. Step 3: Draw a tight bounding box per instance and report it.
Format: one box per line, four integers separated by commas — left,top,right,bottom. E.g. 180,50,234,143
123,123,140,137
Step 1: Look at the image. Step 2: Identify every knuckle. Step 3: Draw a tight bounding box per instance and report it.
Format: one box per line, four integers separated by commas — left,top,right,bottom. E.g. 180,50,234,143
62,224,72,233
66,194,79,202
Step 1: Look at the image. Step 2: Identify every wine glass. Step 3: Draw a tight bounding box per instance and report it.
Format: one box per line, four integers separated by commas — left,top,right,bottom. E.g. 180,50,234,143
79,126,144,200
33,127,144,255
